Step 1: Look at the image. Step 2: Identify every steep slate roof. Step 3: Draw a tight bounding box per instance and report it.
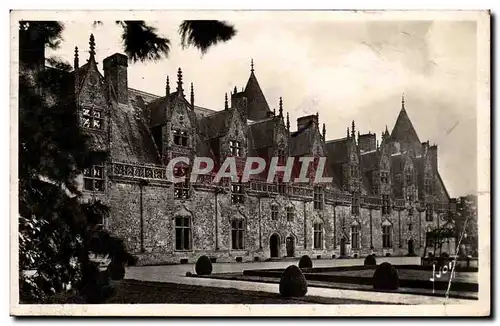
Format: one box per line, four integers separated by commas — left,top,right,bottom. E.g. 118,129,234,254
244,71,271,121
360,150,379,172
198,110,231,140
325,138,350,164
248,117,277,149
390,106,421,146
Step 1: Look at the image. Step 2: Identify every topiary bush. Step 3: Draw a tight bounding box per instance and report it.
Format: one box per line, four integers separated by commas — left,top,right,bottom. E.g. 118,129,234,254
195,255,213,275
364,254,376,266
353,253,358,258
107,260,125,280
373,262,399,290
279,265,308,297
298,255,313,269
385,252,391,257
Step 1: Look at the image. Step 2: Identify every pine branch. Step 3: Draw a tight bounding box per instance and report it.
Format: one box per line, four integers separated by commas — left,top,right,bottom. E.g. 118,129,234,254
179,20,236,54
118,21,170,62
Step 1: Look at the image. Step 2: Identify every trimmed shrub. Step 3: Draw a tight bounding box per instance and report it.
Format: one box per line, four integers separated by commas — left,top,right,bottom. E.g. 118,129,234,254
373,262,399,290
364,254,376,266
316,255,322,260
107,260,125,280
279,265,308,297
235,256,243,263
440,252,449,258
185,271,193,277
195,255,213,276
298,255,313,269
353,253,358,258
180,258,188,264
331,254,336,259
385,252,391,257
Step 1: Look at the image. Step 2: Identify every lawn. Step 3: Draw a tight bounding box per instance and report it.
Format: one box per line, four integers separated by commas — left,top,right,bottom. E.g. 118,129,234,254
329,269,477,283
103,279,385,304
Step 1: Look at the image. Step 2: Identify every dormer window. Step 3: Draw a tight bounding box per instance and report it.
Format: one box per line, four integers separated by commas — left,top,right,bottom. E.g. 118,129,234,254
380,171,389,184
81,107,103,130
229,140,243,157
173,129,188,146
313,186,323,210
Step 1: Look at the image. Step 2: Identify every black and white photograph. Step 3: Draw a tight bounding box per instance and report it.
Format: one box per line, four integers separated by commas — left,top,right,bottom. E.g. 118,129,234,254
9,9,490,316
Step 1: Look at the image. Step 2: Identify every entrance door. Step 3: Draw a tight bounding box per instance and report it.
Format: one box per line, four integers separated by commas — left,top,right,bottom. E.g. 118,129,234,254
270,234,280,258
340,238,346,256
408,239,415,256
286,236,295,257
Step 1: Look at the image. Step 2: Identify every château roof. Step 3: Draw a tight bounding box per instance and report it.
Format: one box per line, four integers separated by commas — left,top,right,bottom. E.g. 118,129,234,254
390,100,421,146
244,71,271,121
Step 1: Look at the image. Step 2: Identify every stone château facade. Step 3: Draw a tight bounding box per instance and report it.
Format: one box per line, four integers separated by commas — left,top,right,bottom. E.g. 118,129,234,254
43,35,457,264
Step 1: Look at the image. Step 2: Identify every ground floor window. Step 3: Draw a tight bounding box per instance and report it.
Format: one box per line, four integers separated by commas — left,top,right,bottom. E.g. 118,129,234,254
231,219,245,249
83,165,104,191
313,222,323,249
175,216,191,250
382,225,392,248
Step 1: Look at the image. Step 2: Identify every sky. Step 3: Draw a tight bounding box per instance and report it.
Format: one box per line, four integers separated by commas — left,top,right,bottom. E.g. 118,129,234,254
45,13,479,198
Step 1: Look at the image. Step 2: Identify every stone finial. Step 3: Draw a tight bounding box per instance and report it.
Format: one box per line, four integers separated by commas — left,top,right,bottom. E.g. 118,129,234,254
347,127,350,139
177,68,183,95
251,59,254,73
224,93,228,110
279,97,283,117
351,120,355,138
233,86,237,94
166,76,170,96
401,93,405,110
74,46,79,69
286,112,290,130
322,123,326,140
89,34,96,58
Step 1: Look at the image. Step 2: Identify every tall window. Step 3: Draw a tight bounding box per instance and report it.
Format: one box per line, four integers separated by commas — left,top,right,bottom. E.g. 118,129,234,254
83,165,104,191
81,107,103,130
425,179,432,193
229,140,243,157
382,225,392,248
231,183,244,204
351,225,360,249
352,192,360,215
426,203,433,221
277,148,286,164
173,166,190,199
380,171,389,184
313,222,323,249
175,216,191,251
381,194,391,215
271,204,278,220
314,186,323,210
286,206,295,222
231,219,245,250
173,129,188,146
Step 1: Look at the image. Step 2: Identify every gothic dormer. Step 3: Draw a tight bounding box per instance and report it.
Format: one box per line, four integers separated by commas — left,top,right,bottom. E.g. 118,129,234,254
75,34,109,153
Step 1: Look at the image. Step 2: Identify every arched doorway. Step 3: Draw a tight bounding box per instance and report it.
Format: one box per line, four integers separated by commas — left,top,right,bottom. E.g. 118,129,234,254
270,233,280,258
408,239,415,256
286,236,295,257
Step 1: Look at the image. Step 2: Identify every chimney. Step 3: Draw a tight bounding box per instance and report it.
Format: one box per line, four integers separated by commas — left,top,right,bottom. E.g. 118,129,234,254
428,144,438,172
103,53,129,105
231,91,248,119
358,132,376,152
297,114,318,130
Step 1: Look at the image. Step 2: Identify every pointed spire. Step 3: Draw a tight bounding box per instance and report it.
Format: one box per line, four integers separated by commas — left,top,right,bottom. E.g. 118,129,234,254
322,123,326,140
347,127,350,139
273,108,276,116
89,34,96,59
377,139,380,150
166,76,170,96
286,112,290,131
279,97,283,117
351,120,355,138
251,58,254,73
401,93,405,110
73,46,79,70
190,82,194,109
316,111,319,124
233,86,237,95
224,93,228,110
176,68,184,95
